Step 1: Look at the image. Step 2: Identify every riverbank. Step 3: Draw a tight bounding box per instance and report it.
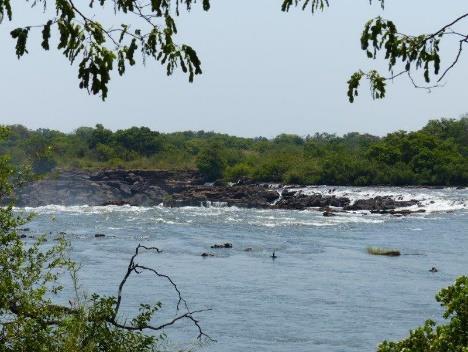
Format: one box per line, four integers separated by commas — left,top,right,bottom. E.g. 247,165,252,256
13,169,466,215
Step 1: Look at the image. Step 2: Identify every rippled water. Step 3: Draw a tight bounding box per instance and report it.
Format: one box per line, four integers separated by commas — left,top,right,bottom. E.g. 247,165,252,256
17,187,468,352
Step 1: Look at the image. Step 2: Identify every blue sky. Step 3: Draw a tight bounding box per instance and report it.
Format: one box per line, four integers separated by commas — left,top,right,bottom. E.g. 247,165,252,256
0,0,466,137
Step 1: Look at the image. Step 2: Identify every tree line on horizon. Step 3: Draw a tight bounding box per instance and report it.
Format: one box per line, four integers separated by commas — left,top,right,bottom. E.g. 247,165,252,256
0,117,467,186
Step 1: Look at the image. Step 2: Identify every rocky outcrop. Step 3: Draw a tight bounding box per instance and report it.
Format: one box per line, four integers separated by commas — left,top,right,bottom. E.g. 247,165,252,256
274,190,351,210
344,196,419,211
14,169,204,207
13,169,422,213
163,185,279,208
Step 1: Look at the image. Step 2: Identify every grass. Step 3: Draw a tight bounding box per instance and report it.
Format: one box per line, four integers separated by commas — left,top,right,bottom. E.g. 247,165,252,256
367,247,401,256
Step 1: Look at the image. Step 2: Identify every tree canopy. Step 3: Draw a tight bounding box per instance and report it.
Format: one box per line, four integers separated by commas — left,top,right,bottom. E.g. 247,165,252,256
1,0,466,101
1,117,467,186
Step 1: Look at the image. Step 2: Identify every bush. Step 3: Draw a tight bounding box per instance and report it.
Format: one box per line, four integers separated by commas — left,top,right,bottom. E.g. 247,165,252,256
196,145,226,181
224,163,254,181
378,276,468,351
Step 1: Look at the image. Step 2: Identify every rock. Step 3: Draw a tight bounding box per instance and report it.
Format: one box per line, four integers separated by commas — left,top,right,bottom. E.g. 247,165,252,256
95,233,106,238
102,200,129,206
345,196,419,211
322,210,335,217
235,177,255,185
367,247,401,256
20,227,30,232
370,209,426,215
213,179,227,187
12,169,203,207
275,193,350,210
211,243,233,249
244,247,253,252
429,267,438,273
201,252,214,257
165,185,279,208
59,231,66,235
20,234,27,239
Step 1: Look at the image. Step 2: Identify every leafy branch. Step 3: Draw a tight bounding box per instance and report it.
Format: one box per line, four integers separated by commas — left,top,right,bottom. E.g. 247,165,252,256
1,0,208,100
347,13,468,102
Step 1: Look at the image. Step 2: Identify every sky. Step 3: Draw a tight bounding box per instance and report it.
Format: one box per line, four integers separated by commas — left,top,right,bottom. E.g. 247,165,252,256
0,0,466,137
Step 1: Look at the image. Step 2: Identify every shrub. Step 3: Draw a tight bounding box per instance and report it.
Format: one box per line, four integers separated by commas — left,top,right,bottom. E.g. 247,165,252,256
378,276,468,351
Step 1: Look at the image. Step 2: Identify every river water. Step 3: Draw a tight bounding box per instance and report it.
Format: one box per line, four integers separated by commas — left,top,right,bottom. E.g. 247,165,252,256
17,186,468,352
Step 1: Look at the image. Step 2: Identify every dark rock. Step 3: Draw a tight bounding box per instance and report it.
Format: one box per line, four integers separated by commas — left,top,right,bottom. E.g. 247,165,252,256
165,185,279,208
345,196,419,211
370,209,426,215
211,243,233,249
213,179,227,187
201,252,214,257
244,247,253,252
95,233,105,238
102,200,129,206
429,267,438,273
20,234,27,239
322,211,335,217
275,193,350,210
20,227,30,232
235,177,255,185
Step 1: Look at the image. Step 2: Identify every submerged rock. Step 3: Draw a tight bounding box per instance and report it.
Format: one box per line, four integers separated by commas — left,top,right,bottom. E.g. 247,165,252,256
201,252,214,257
367,247,401,256
322,210,336,217
211,243,233,249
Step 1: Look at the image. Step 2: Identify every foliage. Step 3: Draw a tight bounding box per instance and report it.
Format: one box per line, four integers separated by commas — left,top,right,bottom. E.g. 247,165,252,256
283,2,467,102
0,127,209,350
0,117,467,186
1,1,466,101
196,144,226,181
1,0,207,100
377,276,468,352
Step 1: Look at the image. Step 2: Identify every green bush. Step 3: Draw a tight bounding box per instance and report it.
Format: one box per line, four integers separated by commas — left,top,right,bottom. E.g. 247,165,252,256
378,276,468,352
196,145,226,181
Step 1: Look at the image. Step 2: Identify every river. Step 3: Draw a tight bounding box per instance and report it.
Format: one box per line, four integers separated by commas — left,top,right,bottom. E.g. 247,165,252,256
17,186,468,352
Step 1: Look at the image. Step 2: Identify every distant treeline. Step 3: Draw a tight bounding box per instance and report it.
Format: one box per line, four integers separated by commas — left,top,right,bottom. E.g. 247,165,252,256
1,117,467,186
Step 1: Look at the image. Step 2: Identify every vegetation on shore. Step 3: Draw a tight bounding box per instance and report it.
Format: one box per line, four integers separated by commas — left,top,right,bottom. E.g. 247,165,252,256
0,117,466,186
